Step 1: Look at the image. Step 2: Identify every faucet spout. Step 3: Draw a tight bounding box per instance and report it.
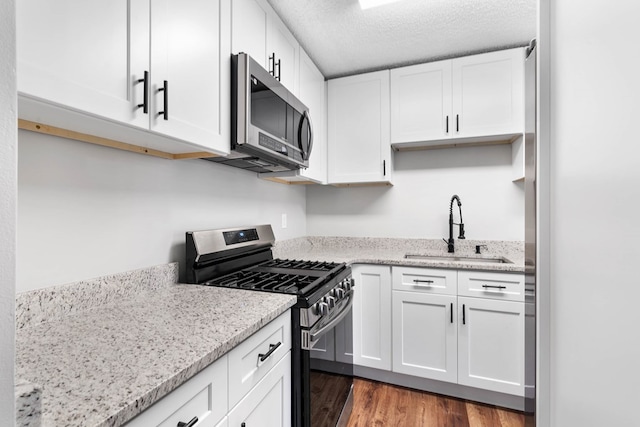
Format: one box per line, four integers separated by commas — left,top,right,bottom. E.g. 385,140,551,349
447,195,465,253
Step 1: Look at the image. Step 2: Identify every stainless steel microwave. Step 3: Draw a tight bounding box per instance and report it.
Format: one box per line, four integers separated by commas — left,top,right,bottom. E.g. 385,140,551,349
206,53,313,173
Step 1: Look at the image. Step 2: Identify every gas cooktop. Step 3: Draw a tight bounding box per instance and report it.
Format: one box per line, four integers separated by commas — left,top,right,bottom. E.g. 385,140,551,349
203,258,345,295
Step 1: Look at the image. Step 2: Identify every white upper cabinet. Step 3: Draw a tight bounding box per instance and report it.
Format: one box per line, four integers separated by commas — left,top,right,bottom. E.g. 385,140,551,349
231,0,268,66
231,0,299,95
17,0,150,129
390,60,452,143
452,48,525,138
150,0,230,152
267,15,299,93
327,70,392,185
390,47,525,149
17,0,230,156
295,49,326,183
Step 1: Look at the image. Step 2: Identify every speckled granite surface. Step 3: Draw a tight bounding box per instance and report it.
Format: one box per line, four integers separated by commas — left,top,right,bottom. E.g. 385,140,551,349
16,263,179,329
15,380,41,427
15,264,296,427
273,236,525,273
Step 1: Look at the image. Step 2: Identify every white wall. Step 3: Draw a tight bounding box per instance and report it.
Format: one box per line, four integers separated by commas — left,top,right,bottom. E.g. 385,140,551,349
545,1,640,425
307,144,524,241
0,0,17,423
17,131,307,292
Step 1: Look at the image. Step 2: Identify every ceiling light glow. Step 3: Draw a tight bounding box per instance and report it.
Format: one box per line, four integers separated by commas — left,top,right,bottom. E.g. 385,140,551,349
359,0,403,10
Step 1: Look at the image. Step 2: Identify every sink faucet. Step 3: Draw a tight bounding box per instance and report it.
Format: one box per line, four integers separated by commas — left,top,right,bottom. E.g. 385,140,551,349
445,195,465,253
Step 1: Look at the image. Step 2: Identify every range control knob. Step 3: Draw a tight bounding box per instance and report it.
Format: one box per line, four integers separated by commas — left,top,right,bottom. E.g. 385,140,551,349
326,296,336,309
315,301,329,316
335,288,346,299
342,278,353,291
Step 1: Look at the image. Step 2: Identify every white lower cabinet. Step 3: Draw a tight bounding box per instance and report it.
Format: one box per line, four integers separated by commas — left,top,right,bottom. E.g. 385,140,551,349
126,310,291,427
457,296,525,396
126,354,228,427
228,352,292,427
392,291,457,382
351,264,526,401
352,265,392,370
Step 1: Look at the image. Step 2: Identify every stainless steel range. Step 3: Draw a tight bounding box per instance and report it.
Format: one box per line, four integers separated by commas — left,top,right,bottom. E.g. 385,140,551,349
185,225,354,427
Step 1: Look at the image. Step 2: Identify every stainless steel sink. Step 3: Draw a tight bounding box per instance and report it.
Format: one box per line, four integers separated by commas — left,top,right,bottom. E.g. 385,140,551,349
404,254,513,264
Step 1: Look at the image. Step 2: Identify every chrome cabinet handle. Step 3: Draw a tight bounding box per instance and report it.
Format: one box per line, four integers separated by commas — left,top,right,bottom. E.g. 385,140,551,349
413,279,434,285
462,304,466,324
177,416,198,427
136,71,149,114
445,115,449,133
450,303,453,323
258,341,282,362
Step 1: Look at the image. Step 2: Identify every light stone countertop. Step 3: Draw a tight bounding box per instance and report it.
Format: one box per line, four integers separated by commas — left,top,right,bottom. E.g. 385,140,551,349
273,236,525,273
15,237,523,426
15,264,296,427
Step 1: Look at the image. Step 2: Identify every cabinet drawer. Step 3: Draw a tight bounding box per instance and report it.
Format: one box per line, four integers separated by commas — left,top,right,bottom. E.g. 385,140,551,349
458,271,524,301
228,351,292,427
228,310,292,409
392,267,457,295
126,355,228,427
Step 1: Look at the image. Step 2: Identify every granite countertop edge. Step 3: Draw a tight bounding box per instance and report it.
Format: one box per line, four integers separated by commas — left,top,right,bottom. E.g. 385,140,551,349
273,236,526,273
106,292,296,427
15,264,297,427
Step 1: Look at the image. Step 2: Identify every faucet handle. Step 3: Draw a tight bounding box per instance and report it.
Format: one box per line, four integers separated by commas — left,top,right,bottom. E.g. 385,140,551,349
475,244,488,254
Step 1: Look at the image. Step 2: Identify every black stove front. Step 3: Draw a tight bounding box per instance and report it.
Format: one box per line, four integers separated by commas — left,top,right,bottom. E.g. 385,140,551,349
186,225,354,427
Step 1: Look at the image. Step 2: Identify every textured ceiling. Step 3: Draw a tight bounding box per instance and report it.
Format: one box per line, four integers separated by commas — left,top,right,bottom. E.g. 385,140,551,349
266,0,536,79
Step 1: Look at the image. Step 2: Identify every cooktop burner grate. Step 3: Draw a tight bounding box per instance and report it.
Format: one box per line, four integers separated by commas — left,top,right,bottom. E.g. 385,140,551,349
260,259,340,271
202,258,344,295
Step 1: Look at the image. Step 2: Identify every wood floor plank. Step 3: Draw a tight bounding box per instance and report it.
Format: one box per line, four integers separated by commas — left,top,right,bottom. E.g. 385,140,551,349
466,402,503,427
347,378,525,427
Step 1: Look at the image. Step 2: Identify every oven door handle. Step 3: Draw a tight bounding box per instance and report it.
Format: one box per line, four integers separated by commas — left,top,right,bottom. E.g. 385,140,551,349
309,293,354,344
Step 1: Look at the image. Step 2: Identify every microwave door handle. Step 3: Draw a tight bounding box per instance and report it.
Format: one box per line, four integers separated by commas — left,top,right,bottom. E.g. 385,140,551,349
301,110,314,161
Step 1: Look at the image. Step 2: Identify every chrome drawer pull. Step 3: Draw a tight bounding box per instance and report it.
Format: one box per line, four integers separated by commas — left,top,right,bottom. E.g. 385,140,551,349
482,284,507,290
258,341,282,362
177,416,198,427
413,279,434,284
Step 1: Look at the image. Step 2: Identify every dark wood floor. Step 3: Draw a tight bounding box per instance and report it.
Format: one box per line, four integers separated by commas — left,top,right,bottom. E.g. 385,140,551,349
347,378,527,427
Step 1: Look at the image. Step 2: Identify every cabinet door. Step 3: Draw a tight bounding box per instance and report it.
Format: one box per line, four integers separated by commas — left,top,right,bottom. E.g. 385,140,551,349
125,355,228,427
228,352,292,427
267,14,299,94
231,0,268,66
297,49,327,184
328,71,392,184
392,291,457,382
17,0,149,128
352,265,392,370
150,0,230,154
452,48,525,138
390,60,452,143
457,297,525,396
